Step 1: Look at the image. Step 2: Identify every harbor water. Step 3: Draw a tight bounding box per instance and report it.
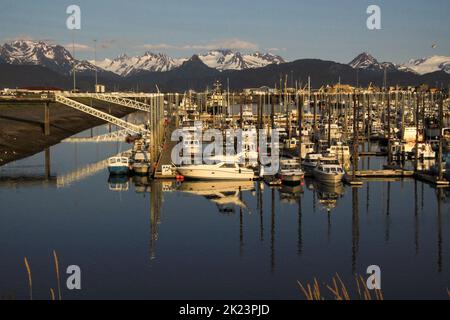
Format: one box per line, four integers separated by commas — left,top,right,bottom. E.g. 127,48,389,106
0,118,449,300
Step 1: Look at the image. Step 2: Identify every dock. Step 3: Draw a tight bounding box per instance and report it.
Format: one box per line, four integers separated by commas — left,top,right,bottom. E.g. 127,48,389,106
154,118,178,179
345,169,415,178
414,173,450,187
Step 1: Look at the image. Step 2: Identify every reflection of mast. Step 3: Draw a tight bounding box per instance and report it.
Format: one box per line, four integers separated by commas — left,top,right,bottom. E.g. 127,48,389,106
436,188,443,273
239,186,244,257
327,213,331,244
150,181,162,261
414,181,419,255
366,177,370,219
312,189,316,214
271,188,275,273
258,182,264,242
351,187,359,274
44,148,51,180
385,182,391,243
297,190,303,255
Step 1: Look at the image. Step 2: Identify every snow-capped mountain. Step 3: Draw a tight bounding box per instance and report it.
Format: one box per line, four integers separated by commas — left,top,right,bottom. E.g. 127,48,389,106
93,52,187,76
400,56,450,75
348,52,397,72
197,50,285,71
95,50,286,75
0,40,100,75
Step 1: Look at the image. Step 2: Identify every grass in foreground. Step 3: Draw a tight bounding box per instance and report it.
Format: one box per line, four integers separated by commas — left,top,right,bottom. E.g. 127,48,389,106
298,273,383,300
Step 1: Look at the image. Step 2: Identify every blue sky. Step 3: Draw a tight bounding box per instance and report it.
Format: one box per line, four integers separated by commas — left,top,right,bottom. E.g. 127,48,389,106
0,0,449,63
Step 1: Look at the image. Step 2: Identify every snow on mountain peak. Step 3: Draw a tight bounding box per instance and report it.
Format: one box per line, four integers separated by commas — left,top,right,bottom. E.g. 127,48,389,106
0,40,102,75
400,55,450,75
197,50,285,71
94,51,187,76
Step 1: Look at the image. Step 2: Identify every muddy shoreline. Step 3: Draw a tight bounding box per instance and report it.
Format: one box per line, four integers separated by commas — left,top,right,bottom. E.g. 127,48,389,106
0,99,135,166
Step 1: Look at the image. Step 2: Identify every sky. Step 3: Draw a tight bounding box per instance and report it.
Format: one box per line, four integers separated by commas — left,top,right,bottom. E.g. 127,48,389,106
0,0,449,63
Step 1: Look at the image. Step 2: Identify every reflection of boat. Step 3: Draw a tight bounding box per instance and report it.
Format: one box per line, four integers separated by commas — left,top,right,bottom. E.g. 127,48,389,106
178,180,254,212
108,156,130,175
314,181,345,212
177,162,254,180
278,159,304,184
108,175,129,191
279,184,303,204
132,175,151,193
313,157,344,183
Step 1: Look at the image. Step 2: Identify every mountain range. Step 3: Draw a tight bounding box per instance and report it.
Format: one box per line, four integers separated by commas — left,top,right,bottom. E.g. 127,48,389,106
91,49,285,76
0,40,449,91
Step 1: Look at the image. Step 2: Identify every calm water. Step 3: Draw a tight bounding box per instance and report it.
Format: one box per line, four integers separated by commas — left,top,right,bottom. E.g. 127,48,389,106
0,122,449,300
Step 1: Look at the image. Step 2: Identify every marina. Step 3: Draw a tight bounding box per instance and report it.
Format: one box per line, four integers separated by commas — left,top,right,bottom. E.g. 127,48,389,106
1,0,450,304
0,83,449,300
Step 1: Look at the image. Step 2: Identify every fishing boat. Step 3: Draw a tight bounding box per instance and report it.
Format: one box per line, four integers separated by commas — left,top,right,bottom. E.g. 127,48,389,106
313,156,345,183
299,141,315,159
108,156,130,175
301,153,322,174
176,162,255,180
131,151,150,175
411,143,436,160
278,159,304,184
327,143,351,161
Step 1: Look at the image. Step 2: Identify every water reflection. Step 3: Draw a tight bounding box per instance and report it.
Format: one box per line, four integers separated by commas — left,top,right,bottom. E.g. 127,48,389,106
177,181,254,213
306,180,345,213
0,125,449,299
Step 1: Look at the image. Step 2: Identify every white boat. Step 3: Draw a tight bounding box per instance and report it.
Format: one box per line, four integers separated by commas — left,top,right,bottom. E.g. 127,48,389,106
313,157,344,183
177,162,255,180
299,141,315,159
108,156,130,175
301,153,322,173
411,143,436,160
327,144,351,161
131,151,150,175
402,126,423,143
278,159,304,184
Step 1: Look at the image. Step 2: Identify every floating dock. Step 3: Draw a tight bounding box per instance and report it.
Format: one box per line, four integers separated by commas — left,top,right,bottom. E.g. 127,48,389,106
414,173,450,187
345,169,414,178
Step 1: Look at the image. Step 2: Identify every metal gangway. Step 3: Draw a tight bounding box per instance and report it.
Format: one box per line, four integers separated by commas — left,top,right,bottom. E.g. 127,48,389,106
55,94,147,135
62,93,155,112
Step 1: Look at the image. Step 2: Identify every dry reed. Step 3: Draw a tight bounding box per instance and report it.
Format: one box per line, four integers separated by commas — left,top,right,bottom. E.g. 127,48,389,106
298,273,384,301
53,250,62,300
23,257,32,300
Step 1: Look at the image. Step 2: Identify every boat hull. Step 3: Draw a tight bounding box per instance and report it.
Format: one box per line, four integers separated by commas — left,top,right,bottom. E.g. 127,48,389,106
133,163,150,175
313,170,344,183
108,166,129,175
177,168,254,180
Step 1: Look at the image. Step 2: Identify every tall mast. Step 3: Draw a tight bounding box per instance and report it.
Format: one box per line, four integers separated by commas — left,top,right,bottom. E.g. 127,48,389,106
72,29,76,92
94,39,98,88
